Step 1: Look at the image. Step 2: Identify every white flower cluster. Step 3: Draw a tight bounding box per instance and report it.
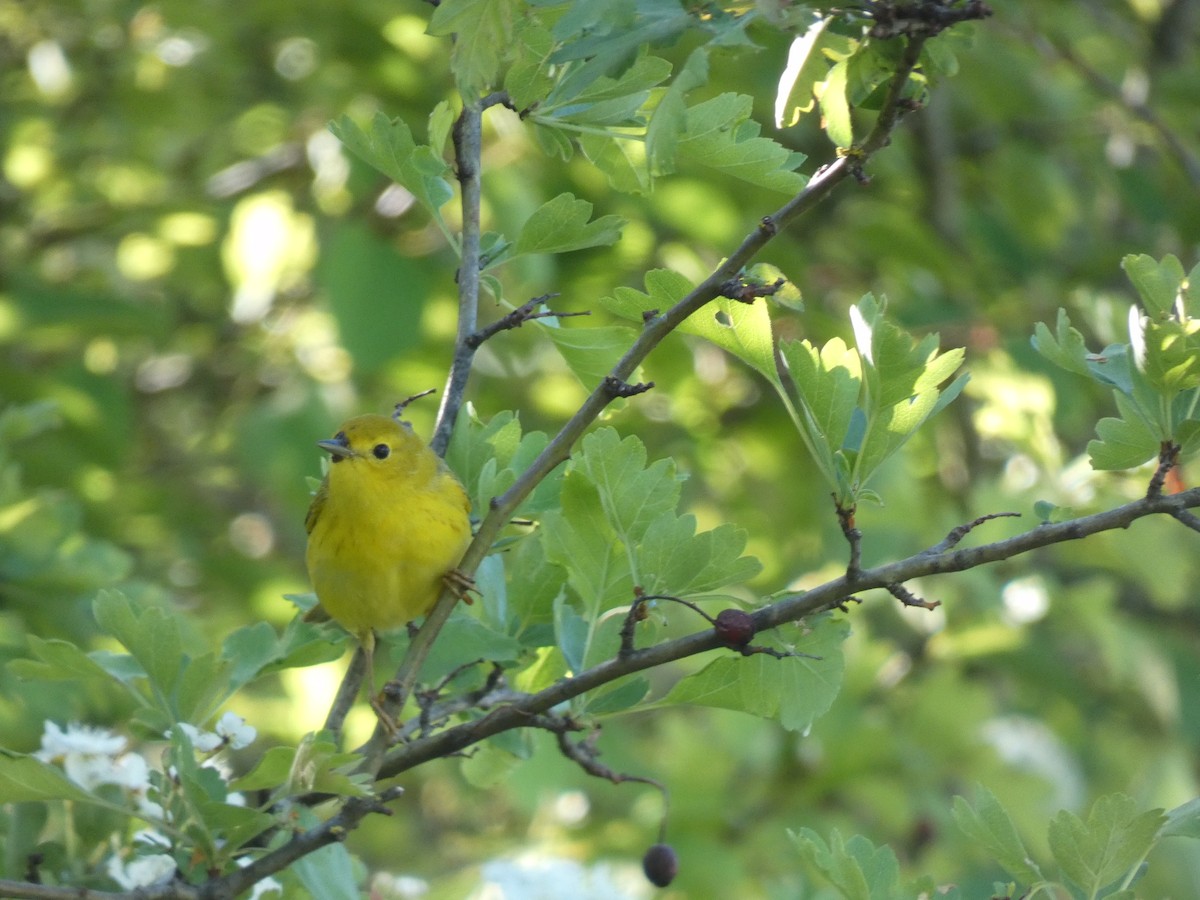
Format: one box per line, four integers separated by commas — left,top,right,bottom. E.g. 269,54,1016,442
35,714,277,896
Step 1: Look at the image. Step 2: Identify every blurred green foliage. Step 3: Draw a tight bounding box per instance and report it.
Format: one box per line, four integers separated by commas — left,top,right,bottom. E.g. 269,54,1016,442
3,0,1200,896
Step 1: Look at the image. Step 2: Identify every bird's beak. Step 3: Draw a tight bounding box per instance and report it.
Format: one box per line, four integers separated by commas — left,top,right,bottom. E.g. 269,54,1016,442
317,433,354,461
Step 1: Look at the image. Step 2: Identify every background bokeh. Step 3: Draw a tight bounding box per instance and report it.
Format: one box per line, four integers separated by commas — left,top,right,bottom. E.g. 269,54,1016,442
3,0,1199,895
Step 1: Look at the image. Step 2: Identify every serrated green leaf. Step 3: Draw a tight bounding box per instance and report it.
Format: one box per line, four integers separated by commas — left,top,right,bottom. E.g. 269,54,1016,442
197,801,276,853
1088,391,1161,470
505,18,555,110
780,337,862,486
774,17,832,128
175,652,233,724
791,827,901,900
820,58,853,148
329,113,453,221
417,610,522,684
0,751,98,804
637,513,760,596
514,193,627,255
646,47,709,176
291,807,361,900
952,787,1042,883
93,589,183,703
604,269,781,386
1047,794,1166,895
1122,253,1185,319
553,593,589,675
676,93,807,193
540,322,638,389
660,615,846,732
578,131,651,193
584,676,650,715
222,621,283,691
575,429,681,545
1032,309,1094,378
427,0,517,100
8,636,119,685
230,745,299,792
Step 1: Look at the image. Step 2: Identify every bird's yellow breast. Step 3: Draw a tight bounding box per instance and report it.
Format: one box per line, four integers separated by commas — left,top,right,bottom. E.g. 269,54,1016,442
304,415,471,638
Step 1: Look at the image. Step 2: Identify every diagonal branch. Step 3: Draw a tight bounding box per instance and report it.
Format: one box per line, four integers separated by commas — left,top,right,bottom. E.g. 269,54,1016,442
372,486,1200,780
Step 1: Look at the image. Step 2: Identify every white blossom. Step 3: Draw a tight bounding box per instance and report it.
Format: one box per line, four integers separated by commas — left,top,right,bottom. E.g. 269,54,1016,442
215,711,257,749
107,852,175,890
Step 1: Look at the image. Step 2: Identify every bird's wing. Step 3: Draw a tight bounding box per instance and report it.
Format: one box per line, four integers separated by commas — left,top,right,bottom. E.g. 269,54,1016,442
305,479,329,535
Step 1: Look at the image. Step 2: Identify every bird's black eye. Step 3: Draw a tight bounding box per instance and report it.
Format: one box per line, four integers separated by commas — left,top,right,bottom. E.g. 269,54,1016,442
372,443,391,460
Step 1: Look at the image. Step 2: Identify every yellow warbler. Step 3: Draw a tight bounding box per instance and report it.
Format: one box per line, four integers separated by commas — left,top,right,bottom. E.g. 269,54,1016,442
304,412,472,731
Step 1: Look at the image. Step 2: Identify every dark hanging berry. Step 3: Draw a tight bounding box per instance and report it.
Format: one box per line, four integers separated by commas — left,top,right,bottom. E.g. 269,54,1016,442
713,608,755,647
642,842,679,888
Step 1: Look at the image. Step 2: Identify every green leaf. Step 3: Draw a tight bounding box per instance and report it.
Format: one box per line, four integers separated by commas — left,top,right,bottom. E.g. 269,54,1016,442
676,93,807,193
93,589,184,705
952,786,1043,883
779,337,863,487
1087,391,1161,470
1122,253,1185,319
660,614,847,732
1047,793,1166,895
604,268,781,386
1161,797,1200,839
645,47,709,176
574,429,681,546
417,610,522,684
514,193,627,255
197,801,276,854
637,514,761,596
584,676,650,715
820,58,853,148
222,621,285,691
774,17,832,128
791,827,901,900
175,652,233,724
1032,309,1095,378
8,636,120,685
329,113,453,220
504,18,555,110
540,322,638,389
290,807,361,900
427,0,518,100
553,593,589,675
0,751,97,804
578,131,651,193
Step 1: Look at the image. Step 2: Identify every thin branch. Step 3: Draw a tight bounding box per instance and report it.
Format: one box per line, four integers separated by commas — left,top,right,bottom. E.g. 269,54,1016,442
372,485,1200,780
930,511,1021,553
198,789,404,899
431,98,485,457
466,293,589,348
322,645,368,737
835,501,863,578
1171,508,1200,533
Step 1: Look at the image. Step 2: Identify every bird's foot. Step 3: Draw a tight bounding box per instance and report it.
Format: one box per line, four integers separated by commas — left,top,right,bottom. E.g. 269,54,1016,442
443,568,479,605
369,693,401,738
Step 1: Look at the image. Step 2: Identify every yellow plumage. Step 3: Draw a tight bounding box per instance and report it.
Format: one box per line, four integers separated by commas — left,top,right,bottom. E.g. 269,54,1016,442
304,413,472,730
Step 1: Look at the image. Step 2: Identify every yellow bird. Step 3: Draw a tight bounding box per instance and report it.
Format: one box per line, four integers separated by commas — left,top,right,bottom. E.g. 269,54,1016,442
304,412,472,732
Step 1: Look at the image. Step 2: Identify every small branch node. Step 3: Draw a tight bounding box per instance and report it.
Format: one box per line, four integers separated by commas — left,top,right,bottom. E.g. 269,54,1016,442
887,582,941,611
603,376,655,399
834,595,864,613
835,499,863,579
759,215,778,236
467,293,586,349
719,276,786,305
936,511,1021,551
1147,441,1182,499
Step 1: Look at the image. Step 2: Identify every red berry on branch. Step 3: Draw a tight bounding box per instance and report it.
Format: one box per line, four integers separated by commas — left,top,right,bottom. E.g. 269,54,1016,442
713,608,755,647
